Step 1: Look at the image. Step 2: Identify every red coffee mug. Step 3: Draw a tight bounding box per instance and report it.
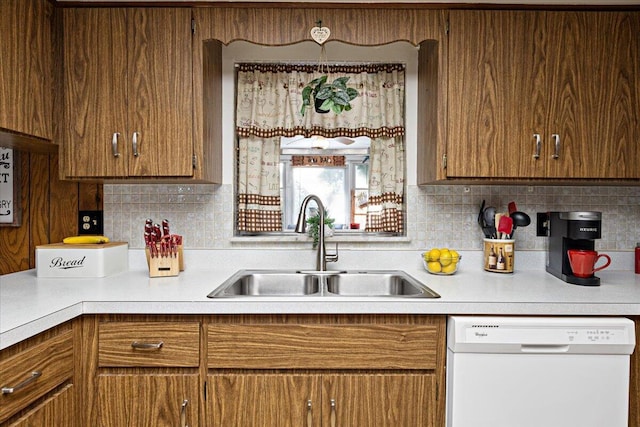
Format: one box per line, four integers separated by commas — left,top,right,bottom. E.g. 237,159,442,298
567,249,611,278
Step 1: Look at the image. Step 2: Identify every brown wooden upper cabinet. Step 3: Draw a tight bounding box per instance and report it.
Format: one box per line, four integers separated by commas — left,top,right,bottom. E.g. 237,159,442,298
446,10,640,180
62,8,194,179
0,0,54,142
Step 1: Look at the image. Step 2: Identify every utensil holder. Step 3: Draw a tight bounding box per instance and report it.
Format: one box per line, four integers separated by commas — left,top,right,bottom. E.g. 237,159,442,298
483,238,515,273
145,245,180,278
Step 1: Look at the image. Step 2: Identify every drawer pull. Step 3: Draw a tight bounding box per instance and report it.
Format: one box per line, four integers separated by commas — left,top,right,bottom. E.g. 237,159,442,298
330,399,336,427
307,399,313,427
180,399,189,427
551,134,560,159
112,132,121,157
532,133,541,159
1,371,42,394
131,341,164,350
132,131,140,157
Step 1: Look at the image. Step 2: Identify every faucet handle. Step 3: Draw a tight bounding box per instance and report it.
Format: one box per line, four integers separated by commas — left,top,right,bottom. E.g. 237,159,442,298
325,243,339,263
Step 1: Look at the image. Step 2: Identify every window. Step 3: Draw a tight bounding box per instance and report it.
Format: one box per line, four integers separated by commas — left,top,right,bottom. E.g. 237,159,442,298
280,141,369,231
233,54,408,235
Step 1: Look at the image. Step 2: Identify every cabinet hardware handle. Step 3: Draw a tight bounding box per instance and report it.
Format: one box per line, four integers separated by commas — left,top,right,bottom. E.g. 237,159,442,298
180,399,189,427
551,134,560,159
306,400,312,427
131,341,164,350
532,134,541,159
112,132,121,157
132,132,140,157
330,399,336,427
1,371,42,394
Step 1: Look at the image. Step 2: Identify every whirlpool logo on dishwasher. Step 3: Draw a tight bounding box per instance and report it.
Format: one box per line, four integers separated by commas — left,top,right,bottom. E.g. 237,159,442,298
49,256,86,269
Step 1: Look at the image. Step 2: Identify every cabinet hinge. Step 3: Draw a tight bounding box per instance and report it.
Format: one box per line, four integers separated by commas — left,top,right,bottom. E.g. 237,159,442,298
191,18,196,35
445,19,450,35
192,155,197,169
442,153,447,169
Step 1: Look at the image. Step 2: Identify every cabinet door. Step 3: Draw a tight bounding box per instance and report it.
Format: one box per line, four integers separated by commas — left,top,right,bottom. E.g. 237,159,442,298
63,8,128,178
447,10,548,178
63,8,194,178
208,374,320,427
0,0,53,140
8,384,74,427
126,9,194,177
97,374,199,427
545,11,640,179
323,374,437,427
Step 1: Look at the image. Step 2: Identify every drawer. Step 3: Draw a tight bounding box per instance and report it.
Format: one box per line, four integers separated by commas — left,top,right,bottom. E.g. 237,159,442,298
99,322,200,367
0,330,73,423
208,324,439,370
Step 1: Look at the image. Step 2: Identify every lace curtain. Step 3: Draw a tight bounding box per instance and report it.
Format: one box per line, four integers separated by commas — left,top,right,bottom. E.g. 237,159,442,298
236,63,405,233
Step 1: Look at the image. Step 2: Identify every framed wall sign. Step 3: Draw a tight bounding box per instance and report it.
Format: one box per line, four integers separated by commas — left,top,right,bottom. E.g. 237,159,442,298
0,147,21,227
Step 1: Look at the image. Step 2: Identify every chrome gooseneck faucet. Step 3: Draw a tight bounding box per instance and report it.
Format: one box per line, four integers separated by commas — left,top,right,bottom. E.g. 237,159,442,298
295,194,338,271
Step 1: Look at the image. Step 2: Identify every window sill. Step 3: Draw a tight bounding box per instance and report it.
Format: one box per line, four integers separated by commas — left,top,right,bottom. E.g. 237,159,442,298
229,232,411,245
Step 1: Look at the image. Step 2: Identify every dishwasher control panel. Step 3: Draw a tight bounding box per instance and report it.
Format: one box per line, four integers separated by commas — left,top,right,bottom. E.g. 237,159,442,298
448,316,635,354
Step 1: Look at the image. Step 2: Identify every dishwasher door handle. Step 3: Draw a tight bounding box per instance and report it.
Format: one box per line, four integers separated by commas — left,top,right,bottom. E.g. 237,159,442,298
520,344,570,353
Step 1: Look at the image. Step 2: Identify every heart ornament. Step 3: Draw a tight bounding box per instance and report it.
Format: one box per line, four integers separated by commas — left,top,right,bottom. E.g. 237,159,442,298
310,26,331,45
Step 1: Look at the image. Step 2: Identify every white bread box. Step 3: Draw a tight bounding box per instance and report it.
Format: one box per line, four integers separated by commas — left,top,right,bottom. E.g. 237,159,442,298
36,242,128,278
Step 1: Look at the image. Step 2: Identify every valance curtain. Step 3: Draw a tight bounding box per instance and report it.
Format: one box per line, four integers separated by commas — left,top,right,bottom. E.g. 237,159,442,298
236,63,405,233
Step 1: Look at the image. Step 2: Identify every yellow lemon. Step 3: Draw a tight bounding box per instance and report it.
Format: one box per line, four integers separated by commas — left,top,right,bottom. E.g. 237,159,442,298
427,261,442,273
426,249,441,262
439,251,452,266
442,263,457,274
450,250,460,262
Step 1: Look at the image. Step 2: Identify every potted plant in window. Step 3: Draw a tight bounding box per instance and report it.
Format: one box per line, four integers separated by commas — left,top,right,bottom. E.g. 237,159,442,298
306,211,335,248
300,75,359,116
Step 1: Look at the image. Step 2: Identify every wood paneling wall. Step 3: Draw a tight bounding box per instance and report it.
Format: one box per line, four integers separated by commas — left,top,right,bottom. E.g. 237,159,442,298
0,152,101,275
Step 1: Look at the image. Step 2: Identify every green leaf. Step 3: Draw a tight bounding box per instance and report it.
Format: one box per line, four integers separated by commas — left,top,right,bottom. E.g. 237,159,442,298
333,91,350,106
319,98,334,110
315,86,333,100
346,87,359,100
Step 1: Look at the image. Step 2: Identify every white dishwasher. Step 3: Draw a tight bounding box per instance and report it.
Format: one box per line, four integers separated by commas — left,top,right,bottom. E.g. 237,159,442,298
446,316,635,427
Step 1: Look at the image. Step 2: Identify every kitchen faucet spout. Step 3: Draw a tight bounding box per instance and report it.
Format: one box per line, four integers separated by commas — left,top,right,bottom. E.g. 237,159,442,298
295,194,338,271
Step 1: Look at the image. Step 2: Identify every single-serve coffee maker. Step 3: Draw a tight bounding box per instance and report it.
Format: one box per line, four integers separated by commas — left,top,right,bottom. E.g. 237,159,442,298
546,211,608,286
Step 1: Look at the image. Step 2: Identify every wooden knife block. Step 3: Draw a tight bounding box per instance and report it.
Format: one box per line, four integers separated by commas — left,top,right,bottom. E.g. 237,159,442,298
145,244,182,278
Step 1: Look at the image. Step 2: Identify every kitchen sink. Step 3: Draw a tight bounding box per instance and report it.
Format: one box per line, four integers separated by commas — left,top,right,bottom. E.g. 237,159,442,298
325,272,439,297
207,270,440,299
210,272,321,297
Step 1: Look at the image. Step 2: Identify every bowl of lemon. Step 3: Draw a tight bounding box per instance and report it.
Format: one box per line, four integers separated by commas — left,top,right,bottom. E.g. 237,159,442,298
422,248,461,275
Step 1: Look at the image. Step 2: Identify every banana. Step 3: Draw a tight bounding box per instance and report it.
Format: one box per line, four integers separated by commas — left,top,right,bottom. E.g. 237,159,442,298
63,235,110,244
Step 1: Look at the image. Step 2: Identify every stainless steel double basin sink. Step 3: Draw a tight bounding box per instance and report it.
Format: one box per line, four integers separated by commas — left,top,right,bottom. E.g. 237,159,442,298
207,270,440,299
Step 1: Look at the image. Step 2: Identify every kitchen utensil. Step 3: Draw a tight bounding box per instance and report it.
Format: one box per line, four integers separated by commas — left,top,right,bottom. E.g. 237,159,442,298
508,201,517,215
484,207,496,238
478,200,493,238
567,249,611,278
498,215,513,239
509,211,531,236
478,200,486,227
495,212,504,237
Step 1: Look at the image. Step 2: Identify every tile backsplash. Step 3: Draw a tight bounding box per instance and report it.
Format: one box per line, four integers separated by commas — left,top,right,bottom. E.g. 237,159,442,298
104,184,640,252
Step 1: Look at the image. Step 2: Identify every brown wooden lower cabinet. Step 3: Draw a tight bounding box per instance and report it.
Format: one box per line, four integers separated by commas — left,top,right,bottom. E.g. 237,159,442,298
97,374,199,427
208,373,435,427
7,384,74,427
206,314,446,427
0,323,75,427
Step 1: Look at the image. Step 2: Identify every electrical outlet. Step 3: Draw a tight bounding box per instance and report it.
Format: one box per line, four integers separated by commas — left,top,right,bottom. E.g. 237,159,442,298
536,212,549,236
78,210,104,235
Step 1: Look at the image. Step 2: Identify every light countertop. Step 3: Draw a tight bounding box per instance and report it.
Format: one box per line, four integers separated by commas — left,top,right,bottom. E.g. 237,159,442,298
2,249,639,350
